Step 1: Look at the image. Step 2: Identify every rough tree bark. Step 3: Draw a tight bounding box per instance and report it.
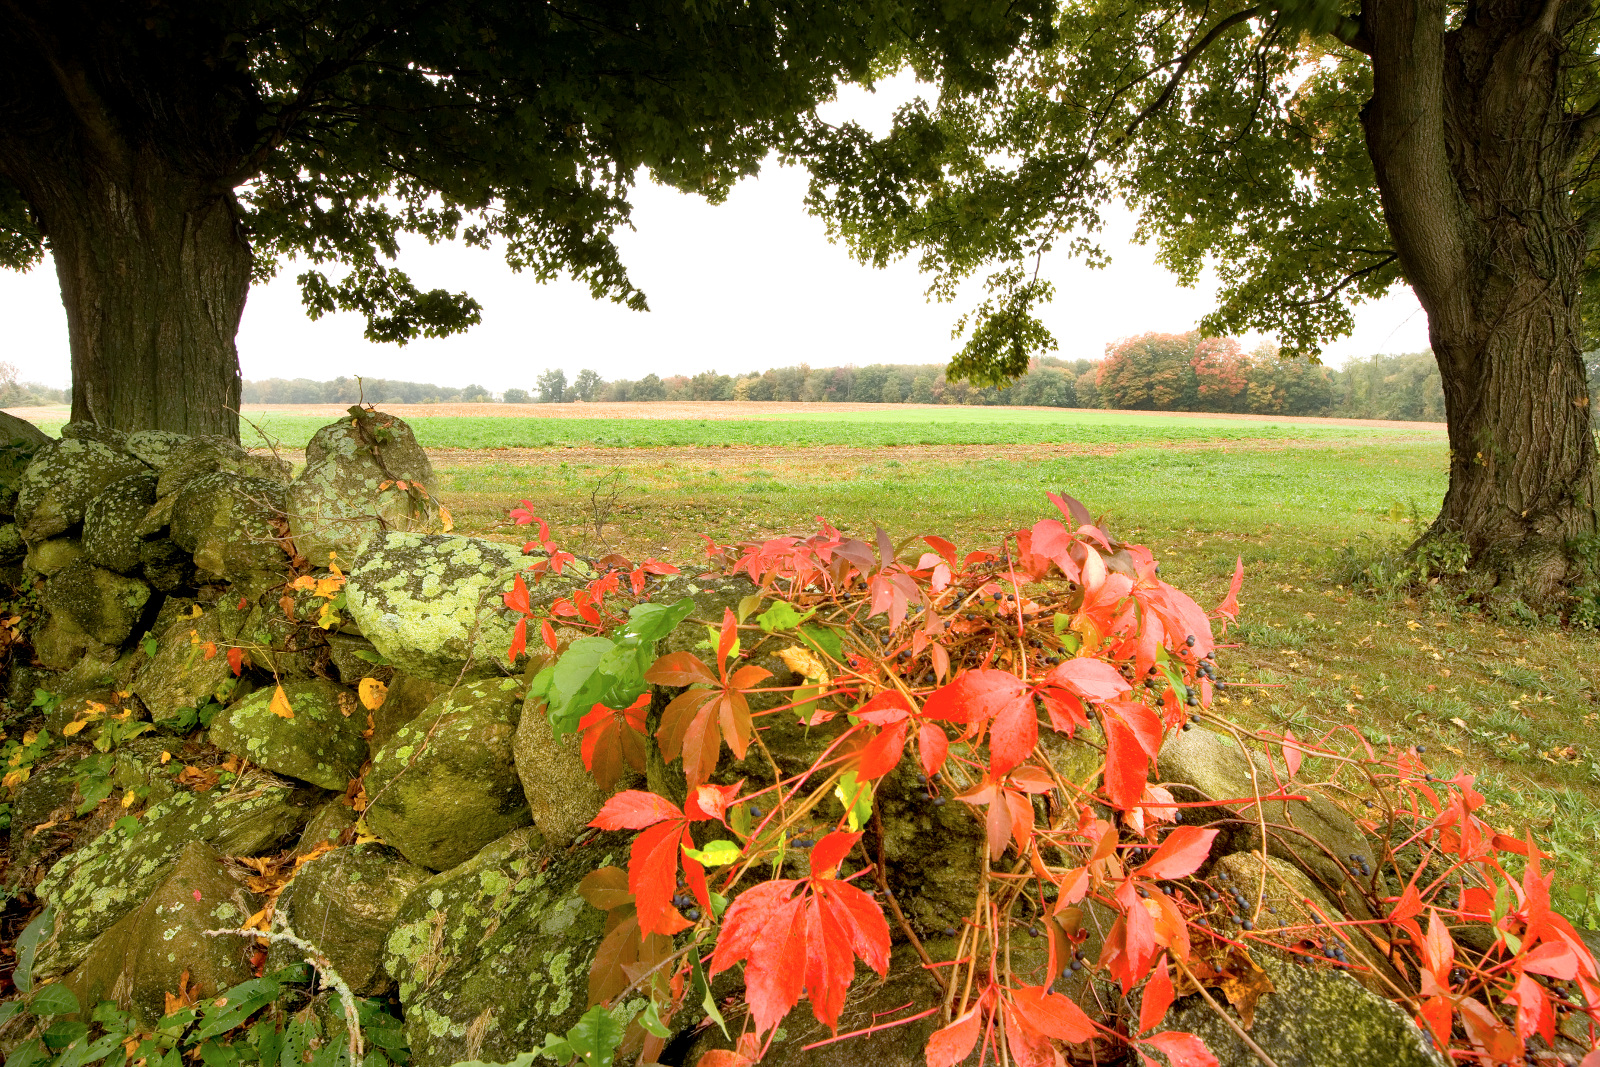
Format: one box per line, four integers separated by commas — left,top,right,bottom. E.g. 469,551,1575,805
1362,0,1598,606
0,8,251,441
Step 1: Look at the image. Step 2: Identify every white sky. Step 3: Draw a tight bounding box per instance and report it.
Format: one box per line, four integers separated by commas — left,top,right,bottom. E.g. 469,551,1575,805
0,77,1429,393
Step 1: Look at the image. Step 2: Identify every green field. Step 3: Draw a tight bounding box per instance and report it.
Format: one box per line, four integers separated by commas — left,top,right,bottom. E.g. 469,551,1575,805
224,411,1439,451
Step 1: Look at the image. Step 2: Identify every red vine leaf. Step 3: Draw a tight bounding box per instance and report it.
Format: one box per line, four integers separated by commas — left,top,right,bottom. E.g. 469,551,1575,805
578,694,650,793
1138,954,1174,1034
1135,827,1219,880
1142,1031,1220,1067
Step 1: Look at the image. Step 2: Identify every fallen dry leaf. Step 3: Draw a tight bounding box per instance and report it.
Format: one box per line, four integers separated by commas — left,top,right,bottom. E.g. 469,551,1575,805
270,685,294,719
358,677,388,712
777,645,829,683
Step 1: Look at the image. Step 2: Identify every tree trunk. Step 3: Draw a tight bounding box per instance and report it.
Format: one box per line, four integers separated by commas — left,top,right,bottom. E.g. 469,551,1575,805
1361,0,1597,607
32,161,249,440
0,9,252,441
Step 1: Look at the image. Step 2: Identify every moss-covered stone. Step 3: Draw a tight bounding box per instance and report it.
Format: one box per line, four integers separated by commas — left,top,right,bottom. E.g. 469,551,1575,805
513,695,605,847
29,613,112,670
266,843,431,994
140,537,196,591
345,533,592,682
1164,952,1447,1067
130,605,241,725
59,840,258,1029
14,439,149,543
383,827,637,1067
365,677,529,870
1159,726,1372,908
370,674,440,751
83,471,159,573
0,410,53,450
24,535,83,577
295,798,360,854
171,471,290,588
112,736,179,808
42,558,152,648
0,414,50,520
0,522,24,562
209,679,366,790
326,632,393,686
32,776,318,979
124,430,189,472
155,435,291,500
59,421,130,451
287,414,442,569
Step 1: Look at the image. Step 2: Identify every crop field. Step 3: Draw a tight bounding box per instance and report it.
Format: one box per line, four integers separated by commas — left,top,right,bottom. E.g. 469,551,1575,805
11,402,1600,916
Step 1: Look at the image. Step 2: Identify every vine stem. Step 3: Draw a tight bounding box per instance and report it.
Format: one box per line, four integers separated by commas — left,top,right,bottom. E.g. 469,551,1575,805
870,808,948,996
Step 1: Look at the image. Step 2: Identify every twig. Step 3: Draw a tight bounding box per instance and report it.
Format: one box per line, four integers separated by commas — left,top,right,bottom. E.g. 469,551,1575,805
204,926,363,1061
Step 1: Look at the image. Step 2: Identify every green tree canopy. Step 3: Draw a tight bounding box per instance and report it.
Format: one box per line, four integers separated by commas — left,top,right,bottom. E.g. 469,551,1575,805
0,0,1052,436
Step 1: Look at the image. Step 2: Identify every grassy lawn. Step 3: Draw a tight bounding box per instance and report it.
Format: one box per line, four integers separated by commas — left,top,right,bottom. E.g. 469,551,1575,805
433,434,1600,924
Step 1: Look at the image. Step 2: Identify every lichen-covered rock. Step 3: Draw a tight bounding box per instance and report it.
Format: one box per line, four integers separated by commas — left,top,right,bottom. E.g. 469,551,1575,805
346,533,590,682
83,471,159,573
267,844,430,994
1159,726,1372,905
140,537,196,591
42,558,152,647
171,471,290,588
365,677,529,870
0,522,23,561
33,776,317,979
10,748,85,837
59,841,258,1029
124,430,188,472
112,736,179,808
14,439,149,542
1164,952,1447,1067
130,605,242,725
59,421,130,452
513,696,606,848
23,535,83,577
209,679,365,790
156,435,291,500
287,413,442,570
369,674,440,751
384,828,637,1067
29,613,112,670
0,414,50,519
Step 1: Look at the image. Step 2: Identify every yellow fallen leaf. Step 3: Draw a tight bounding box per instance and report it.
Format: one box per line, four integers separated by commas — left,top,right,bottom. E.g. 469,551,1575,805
438,505,454,534
61,720,88,737
777,645,829,683
270,685,295,719
160,751,172,764
187,604,203,619
121,790,138,808
359,677,389,712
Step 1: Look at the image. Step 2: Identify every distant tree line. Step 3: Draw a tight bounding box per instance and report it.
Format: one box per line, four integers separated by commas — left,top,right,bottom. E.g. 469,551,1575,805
235,334,1460,421
0,362,68,407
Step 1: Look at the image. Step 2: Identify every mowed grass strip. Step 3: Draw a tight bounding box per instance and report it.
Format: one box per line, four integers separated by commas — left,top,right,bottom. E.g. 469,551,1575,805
222,411,1440,451
441,438,1600,920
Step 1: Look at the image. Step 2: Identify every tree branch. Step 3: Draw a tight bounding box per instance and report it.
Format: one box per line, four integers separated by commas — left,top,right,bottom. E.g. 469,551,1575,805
1124,7,1262,139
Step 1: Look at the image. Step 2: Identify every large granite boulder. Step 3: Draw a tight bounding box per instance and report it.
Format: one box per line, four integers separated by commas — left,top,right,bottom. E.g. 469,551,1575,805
513,696,606,848
171,471,290,588
365,677,529,870
82,471,159,573
0,413,50,519
345,533,588,682
287,413,442,570
383,827,634,1067
140,537,196,591
59,841,258,1029
369,674,440,751
266,844,430,995
0,522,27,562
32,776,318,979
0,410,53,450
41,558,152,647
209,679,366,791
14,439,149,542
59,420,130,451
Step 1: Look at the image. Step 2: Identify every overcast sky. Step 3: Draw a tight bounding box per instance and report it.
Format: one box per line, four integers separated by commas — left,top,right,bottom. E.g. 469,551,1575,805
0,78,1429,393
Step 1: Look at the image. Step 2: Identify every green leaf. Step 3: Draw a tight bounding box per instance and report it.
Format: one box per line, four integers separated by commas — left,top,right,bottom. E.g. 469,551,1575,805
191,977,283,1041
681,840,741,868
833,770,873,832
352,649,390,665
544,637,617,737
690,953,729,1040
0,1002,20,1031
622,598,695,645
29,983,81,1018
563,1004,624,1067
797,624,842,661
141,635,159,658
42,1020,89,1049
4,1037,50,1067
757,601,814,633
13,907,52,992
638,1001,671,1039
